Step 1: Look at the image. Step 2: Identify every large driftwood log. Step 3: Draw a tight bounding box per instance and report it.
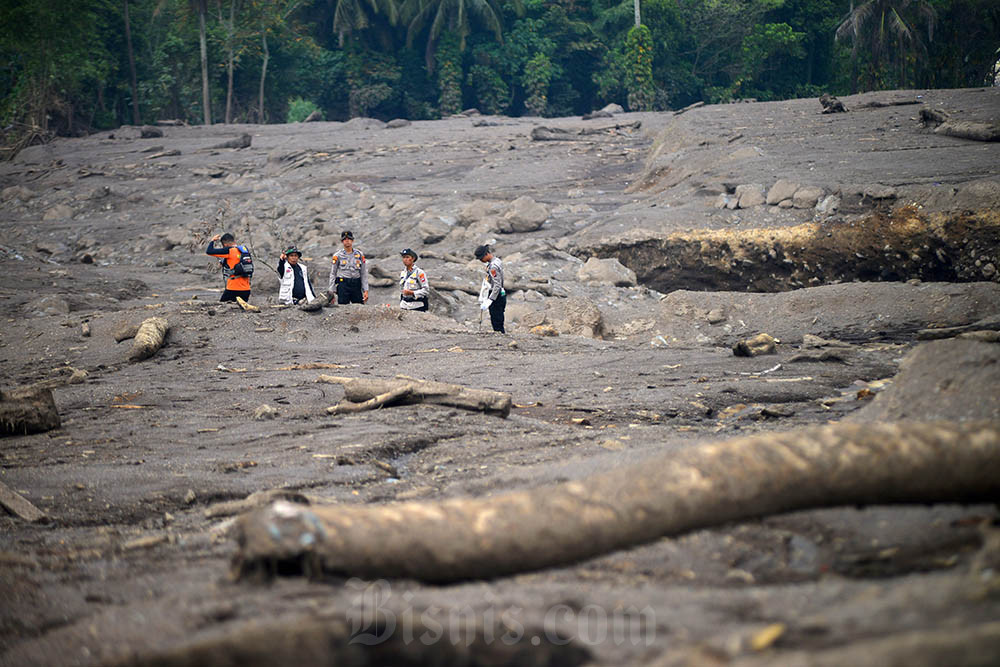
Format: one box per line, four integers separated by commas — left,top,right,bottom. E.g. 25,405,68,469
232,421,1000,582
326,384,413,415
1,385,60,436
129,317,169,361
317,375,512,417
0,481,46,522
434,279,558,297
934,121,1000,142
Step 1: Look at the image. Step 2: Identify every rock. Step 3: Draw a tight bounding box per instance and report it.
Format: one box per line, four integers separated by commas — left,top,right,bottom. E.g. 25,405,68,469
706,308,726,324
386,119,411,129
792,186,824,209
545,297,605,339
530,325,559,337
735,183,765,208
140,126,164,138
25,295,70,316
458,199,500,225
356,190,376,210
815,194,840,215
254,404,279,420
600,103,625,114
211,133,251,149
86,186,111,200
733,333,777,357
184,489,197,505
863,185,897,200
419,214,454,244
577,257,637,287
2,185,35,202
819,93,847,113
766,179,799,205
714,193,735,209
582,110,614,120
983,263,996,279
498,196,549,233
303,110,322,122
344,117,386,130
35,240,69,256
42,204,74,220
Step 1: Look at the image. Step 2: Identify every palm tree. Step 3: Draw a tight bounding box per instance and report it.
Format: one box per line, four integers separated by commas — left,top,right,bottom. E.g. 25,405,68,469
401,0,522,70
332,0,400,47
835,0,937,92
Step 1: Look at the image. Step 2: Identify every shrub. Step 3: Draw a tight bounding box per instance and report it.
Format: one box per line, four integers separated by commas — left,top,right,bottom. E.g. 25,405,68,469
286,97,322,123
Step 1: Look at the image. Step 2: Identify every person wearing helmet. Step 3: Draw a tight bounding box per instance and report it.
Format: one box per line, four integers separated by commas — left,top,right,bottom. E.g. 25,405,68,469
398,248,429,311
475,244,505,333
328,230,368,305
277,246,316,305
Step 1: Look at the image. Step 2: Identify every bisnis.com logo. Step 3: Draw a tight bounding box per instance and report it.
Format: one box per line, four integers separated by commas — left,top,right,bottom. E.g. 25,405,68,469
345,578,656,647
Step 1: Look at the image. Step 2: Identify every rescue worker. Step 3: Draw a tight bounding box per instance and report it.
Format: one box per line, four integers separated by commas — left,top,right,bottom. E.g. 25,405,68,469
475,244,505,333
277,247,316,305
328,230,368,305
206,232,252,303
398,248,429,311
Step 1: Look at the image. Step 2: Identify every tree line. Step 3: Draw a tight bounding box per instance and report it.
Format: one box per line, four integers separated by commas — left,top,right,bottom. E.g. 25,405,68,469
1,0,997,138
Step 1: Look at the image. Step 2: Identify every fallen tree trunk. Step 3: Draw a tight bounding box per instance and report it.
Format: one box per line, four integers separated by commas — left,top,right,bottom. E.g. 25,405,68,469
0,481,47,522
232,420,1000,582
129,317,169,361
1,385,60,436
434,279,558,297
316,375,512,417
326,384,413,415
934,121,1000,142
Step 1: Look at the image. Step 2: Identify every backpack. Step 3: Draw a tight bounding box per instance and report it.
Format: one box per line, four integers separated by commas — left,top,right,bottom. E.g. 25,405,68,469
230,245,254,278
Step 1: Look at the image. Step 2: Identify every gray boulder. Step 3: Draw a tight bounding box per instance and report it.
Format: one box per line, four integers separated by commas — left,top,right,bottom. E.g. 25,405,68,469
792,186,824,209
497,196,549,233
735,183,765,208
577,257,637,287
419,214,455,244
766,179,799,205
25,295,71,317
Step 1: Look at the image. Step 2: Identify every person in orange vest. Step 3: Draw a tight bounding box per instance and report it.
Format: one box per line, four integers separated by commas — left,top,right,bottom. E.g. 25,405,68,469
206,233,253,302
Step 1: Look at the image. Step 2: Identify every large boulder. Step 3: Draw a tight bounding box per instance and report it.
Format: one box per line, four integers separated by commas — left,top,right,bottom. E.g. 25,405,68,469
577,257,637,287
792,186,824,209
497,196,549,233
419,213,455,244
735,183,766,208
544,297,605,339
766,179,799,205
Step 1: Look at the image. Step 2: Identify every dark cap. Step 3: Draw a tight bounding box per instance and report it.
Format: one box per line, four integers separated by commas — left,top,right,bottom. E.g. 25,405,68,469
400,248,418,260
284,247,301,256
341,230,354,240
474,245,489,260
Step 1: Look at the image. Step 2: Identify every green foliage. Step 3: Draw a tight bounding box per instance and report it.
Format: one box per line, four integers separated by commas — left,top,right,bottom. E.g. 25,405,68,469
467,64,510,114
522,51,552,115
286,97,322,122
346,48,401,117
624,24,655,111
435,32,463,115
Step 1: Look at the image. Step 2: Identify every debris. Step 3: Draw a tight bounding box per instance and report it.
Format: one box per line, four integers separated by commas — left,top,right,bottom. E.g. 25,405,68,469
318,375,512,417
733,333,777,357
934,121,1000,142
210,133,252,149
531,325,559,337
0,481,47,522
232,420,1000,582
254,404,279,420
140,126,163,138
205,489,310,519
113,321,138,343
299,293,327,312
235,297,259,312
819,94,846,113
81,322,91,337
750,623,786,651
275,363,346,371
184,489,197,505
326,384,414,415
128,317,169,361
123,534,168,550
0,385,60,436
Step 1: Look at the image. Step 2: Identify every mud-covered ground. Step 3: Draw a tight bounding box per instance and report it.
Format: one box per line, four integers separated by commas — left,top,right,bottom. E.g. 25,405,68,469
1,88,999,666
